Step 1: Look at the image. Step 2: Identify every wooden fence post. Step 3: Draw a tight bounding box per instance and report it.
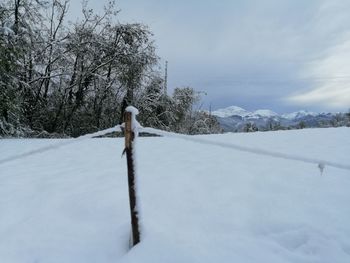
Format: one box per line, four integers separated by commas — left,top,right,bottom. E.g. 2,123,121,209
124,110,140,247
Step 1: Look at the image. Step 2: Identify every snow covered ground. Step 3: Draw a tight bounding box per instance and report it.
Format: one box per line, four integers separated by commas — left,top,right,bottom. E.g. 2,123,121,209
1,127,350,262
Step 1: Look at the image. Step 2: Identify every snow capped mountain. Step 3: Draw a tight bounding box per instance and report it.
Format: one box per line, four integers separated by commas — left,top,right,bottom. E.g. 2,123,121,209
211,106,342,132
212,106,315,119
211,106,250,118
212,106,278,118
282,110,317,120
252,109,278,118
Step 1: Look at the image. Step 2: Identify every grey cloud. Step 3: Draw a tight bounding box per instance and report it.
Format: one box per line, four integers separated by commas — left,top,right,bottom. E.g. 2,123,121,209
70,0,350,112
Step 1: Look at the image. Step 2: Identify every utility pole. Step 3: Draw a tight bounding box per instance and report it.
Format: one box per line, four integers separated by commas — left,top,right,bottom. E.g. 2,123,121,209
164,60,168,95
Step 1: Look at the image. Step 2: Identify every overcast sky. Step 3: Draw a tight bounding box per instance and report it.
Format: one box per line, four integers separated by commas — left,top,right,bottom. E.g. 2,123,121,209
69,0,350,113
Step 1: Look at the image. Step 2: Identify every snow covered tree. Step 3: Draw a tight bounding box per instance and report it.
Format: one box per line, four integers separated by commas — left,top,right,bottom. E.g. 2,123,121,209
136,74,174,130
117,23,158,121
171,87,199,133
0,2,22,135
0,0,222,137
243,122,258,132
188,111,222,134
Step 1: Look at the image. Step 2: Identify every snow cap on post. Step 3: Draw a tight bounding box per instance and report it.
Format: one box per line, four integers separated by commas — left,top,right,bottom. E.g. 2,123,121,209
125,106,139,116
125,106,141,133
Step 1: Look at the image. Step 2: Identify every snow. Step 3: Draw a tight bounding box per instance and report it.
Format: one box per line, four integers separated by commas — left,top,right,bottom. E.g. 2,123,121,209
1,128,350,262
140,127,350,171
125,106,139,116
125,106,141,135
0,26,14,36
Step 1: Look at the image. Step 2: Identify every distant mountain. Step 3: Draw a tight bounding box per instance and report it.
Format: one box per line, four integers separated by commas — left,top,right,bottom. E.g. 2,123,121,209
211,106,349,132
212,106,279,119
281,110,317,120
253,109,279,118
211,106,251,118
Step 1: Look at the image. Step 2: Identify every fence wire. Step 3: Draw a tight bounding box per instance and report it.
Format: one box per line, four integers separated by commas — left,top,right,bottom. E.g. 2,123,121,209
0,125,122,166
140,127,350,172
1,124,349,173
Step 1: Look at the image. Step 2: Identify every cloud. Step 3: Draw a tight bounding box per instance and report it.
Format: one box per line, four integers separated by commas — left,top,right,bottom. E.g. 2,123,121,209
287,36,350,110
288,85,350,109
71,0,350,111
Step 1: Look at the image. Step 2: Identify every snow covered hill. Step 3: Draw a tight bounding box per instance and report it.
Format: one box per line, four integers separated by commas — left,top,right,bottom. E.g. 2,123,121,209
1,128,350,262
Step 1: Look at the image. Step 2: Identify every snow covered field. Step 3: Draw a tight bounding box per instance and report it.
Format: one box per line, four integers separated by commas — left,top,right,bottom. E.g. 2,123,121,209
1,127,350,262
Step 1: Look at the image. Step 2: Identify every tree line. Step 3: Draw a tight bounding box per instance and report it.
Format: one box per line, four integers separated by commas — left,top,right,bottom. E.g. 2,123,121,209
0,0,221,137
